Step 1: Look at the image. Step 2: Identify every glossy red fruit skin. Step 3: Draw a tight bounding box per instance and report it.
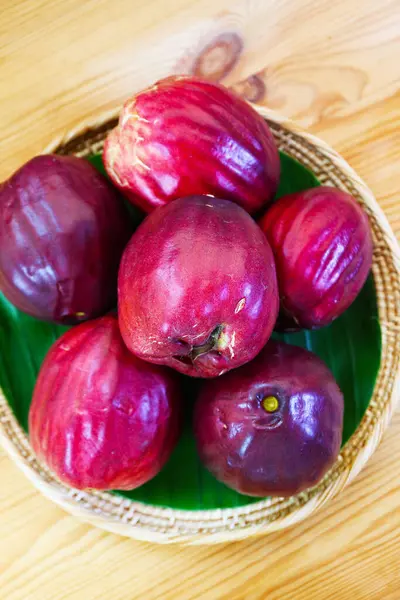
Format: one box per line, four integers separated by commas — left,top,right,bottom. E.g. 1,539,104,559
0,155,132,324
29,315,182,491
194,340,344,497
259,186,373,329
118,195,279,378
103,76,280,214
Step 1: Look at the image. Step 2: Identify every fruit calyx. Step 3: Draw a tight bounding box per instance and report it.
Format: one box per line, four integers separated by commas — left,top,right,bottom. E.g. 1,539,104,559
174,325,223,365
262,395,279,413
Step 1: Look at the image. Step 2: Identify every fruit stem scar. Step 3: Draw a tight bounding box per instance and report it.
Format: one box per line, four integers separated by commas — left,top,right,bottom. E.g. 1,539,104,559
262,396,279,412
190,325,223,360
173,325,223,364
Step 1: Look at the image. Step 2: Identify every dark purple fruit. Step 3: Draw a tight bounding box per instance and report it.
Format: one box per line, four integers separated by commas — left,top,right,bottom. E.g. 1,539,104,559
194,340,344,497
0,155,132,324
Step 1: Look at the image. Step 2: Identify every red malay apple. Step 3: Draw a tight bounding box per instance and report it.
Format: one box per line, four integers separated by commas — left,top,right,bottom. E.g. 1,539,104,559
118,195,279,378
259,186,373,329
103,76,280,214
0,155,132,324
29,315,182,490
194,340,344,497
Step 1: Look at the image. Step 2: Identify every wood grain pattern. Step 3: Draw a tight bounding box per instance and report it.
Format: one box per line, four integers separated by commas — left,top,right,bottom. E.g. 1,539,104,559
0,0,399,597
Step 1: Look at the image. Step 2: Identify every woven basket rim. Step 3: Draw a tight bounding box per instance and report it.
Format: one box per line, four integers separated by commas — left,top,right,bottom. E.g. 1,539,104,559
1,105,399,544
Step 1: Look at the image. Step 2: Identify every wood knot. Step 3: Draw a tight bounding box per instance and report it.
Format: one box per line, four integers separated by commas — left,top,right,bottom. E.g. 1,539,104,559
192,32,243,81
230,74,266,103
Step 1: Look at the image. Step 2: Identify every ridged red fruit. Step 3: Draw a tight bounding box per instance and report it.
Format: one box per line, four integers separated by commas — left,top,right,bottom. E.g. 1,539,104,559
29,315,182,491
259,186,373,329
194,340,344,497
0,155,132,324
118,195,279,378
103,76,280,214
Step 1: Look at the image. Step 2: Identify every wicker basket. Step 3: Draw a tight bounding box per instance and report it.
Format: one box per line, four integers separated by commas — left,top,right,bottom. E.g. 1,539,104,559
0,106,399,545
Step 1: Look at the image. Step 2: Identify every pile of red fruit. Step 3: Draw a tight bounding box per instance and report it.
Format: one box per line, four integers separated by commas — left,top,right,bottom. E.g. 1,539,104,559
0,76,373,498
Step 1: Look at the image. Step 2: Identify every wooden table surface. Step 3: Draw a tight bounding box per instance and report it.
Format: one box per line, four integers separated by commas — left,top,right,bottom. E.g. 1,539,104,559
1,1,399,598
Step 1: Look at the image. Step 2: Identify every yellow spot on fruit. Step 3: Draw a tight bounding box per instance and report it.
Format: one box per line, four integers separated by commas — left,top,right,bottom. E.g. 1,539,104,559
262,396,279,413
75,312,86,318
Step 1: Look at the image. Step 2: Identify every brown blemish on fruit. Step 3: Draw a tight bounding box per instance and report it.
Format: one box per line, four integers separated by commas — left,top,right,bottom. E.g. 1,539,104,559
191,32,243,81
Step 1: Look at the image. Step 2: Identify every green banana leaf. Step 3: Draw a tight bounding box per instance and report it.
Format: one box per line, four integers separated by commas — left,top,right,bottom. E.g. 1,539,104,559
0,151,381,510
